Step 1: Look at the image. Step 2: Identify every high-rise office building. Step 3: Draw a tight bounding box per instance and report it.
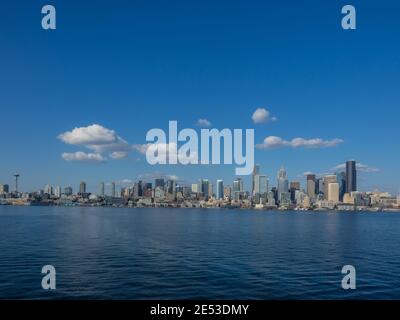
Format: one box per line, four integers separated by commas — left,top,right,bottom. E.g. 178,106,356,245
346,160,357,193
323,175,337,200
306,174,316,199
0,184,10,194
216,180,224,200
208,183,213,198
290,181,300,203
336,172,346,201
100,182,105,196
155,179,165,188
79,181,86,194
277,167,289,202
252,164,261,195
54,186,61,198
328,182,340,203
233,178,244,193
223,186,232,199
191,183,198,193
254,175,269,195
64,186,73,196
44,184,53,195
111,182,116,197
198,179,209,198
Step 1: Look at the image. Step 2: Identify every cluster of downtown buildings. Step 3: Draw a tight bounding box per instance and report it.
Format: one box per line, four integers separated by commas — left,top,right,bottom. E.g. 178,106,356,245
1,161,399,211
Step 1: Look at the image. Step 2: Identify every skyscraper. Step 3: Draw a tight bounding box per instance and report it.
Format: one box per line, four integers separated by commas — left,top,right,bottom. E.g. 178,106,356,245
216,180,224,200
306,174,316,199
323,175,337,200
254,175,269,195
198,179,209,198
290,181,300,203
155,179,165,188
79,181,86,194
252,164,260,195
44,184,53,195
64,186,73,196
0,184,9,194
328,182,340,203
54,186,62,198
100,182,105,196
111,182,116,197
233,178,244,193
277,167,289,202
336,172,346,201
346,160,357,193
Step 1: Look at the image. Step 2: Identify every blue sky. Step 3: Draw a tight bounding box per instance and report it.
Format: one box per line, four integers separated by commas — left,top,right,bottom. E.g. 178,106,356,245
0,0,399,194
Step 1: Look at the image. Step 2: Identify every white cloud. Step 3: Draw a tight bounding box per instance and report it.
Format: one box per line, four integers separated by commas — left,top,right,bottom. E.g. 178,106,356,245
110,151,129,159
256,136,344,149
132,143,151,155
196,118,212,127
62,152,105,162
58,124,133,161
252,108,277,124
331,162,380,173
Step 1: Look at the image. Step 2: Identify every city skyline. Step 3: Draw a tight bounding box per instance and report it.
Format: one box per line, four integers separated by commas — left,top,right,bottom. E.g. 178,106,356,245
1,1,399,194
2,160,399,212
0,160,396,197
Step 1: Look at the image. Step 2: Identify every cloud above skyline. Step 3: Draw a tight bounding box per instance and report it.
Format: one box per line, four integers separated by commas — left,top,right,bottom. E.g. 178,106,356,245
256,136,344,149
58,124,133,161
252,108,277,124
62,152,106,163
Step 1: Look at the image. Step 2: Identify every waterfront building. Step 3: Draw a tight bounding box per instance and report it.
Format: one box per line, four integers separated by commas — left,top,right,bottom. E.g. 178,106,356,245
267,191,276,206
280,192,291,207
223,185,232,199
343,193,354,204
328,183,340,204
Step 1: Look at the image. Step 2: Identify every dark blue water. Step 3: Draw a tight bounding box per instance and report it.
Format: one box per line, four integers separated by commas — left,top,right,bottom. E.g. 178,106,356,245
0,206,400,300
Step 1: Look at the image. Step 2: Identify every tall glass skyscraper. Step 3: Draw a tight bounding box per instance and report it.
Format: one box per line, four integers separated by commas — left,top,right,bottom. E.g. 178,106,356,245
277,167,289,202
216,180,224,200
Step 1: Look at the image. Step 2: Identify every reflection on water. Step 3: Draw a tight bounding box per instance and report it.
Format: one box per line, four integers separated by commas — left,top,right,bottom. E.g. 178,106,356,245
0,206,399,300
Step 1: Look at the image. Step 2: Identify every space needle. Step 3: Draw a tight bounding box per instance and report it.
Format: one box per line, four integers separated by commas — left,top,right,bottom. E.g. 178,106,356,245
14,172,20,193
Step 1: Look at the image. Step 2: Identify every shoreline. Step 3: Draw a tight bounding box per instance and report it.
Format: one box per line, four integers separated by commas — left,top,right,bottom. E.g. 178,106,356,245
1,202,399,213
